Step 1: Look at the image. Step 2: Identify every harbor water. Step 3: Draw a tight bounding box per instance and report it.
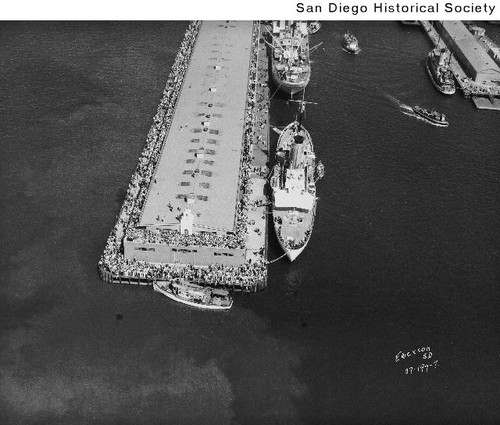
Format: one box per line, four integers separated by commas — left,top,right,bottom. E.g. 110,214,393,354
1,21,500,424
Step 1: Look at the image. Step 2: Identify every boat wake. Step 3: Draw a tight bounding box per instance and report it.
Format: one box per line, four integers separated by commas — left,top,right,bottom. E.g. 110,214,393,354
399,107,437,125
385,94,413,112
388,97,449,127
385,94,440,124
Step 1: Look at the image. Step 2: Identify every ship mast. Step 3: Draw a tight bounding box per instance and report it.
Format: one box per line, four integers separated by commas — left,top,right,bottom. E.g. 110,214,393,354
435,20,442,46
289,91,316,132
290,21,296,69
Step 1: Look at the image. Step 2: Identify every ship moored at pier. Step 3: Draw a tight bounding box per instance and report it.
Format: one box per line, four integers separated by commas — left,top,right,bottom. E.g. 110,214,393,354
426,47,456,95
269,20,311,95
270,102,323,261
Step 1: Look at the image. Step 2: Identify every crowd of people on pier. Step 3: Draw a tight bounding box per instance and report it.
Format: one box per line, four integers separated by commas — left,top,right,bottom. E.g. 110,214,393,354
458,76,500,98
102,257,266,291
99,22,268,288
466,23,500,61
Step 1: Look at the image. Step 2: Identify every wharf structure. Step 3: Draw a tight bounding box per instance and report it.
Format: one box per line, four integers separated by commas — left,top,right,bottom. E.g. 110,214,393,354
99,21,271,292
421,20,500,110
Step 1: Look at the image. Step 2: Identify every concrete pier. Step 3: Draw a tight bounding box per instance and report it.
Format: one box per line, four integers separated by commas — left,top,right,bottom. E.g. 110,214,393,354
99,21,271,292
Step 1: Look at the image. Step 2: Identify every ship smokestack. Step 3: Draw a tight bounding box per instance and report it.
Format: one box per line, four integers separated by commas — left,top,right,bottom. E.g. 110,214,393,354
290,135,305,169
438,49,447,66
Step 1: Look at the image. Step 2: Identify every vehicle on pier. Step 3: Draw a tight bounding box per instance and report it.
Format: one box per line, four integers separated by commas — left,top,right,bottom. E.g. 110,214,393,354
153,279,233,310
270,99,324,262
412,105,449,127
426,47,456,95
269,21,311,95
342,30,361,54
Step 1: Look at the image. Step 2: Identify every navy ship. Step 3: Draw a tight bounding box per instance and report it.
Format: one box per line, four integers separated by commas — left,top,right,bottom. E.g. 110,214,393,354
270,102,324,261
269,21,311,95
426,47,456,95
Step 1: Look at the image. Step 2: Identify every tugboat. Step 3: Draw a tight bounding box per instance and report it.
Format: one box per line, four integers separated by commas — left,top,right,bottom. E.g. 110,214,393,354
426,47,456,95
308,21,321,35
412,105,449,127
153,279,233,310
270,100,324,261
342,30,361,54
269,21,311,95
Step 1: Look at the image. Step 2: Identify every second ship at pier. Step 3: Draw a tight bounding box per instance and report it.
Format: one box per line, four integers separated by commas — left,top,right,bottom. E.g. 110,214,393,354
269,20,311,95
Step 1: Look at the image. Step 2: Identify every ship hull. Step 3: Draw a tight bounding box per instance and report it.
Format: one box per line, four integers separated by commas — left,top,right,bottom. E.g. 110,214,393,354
271,68,310,95
342,46,361,54
426,64,456,95
273,221,311,262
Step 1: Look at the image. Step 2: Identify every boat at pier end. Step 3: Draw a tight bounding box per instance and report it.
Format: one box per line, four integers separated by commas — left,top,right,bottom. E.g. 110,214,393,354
153,280,233,310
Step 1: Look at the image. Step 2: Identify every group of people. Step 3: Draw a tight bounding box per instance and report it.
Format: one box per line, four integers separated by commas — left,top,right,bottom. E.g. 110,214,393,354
99,21,268,288
459,76,500,98
106,257,266,291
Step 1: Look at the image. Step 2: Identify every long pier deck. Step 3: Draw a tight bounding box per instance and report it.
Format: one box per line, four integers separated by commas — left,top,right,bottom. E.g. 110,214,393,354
139,22,253,233
99,21,271,292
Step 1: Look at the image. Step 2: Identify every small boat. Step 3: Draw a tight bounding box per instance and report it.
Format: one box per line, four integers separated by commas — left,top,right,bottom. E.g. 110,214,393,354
412,106,449,127
308,21,321,35
342,31,361,54
153,279,233,310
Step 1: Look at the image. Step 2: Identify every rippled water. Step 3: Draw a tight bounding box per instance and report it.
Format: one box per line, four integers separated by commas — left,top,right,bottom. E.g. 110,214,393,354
1,21,500,425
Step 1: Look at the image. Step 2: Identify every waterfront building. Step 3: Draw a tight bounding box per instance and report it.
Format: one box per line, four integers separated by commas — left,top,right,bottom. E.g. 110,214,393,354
434,21,500,84
126,21,254,267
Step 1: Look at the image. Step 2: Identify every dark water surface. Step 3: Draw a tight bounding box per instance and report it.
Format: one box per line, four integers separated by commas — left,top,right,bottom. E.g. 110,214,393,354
1,21,500,425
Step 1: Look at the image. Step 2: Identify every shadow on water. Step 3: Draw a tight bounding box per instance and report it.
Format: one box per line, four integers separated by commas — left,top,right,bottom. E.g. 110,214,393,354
115,187,127,206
